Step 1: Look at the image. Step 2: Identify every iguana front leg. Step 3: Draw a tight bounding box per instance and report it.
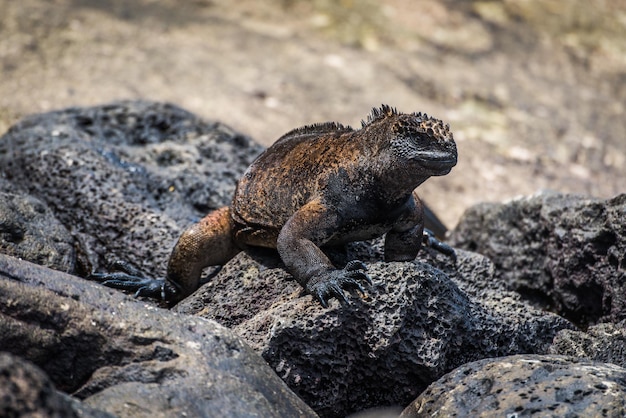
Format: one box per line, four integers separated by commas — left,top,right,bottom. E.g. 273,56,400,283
385,192,456,261
276,199,371,307
384,193,425,262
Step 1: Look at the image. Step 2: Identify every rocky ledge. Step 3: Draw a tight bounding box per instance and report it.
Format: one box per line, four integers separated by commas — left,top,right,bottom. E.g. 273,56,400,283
1,101,624,417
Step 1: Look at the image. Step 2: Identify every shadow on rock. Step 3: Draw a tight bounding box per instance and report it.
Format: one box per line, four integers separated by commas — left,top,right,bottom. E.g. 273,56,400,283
0,254,317,418
450,192,626,327
0,352,113,418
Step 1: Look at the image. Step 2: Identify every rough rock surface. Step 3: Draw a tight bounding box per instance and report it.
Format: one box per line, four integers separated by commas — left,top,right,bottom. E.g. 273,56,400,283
450,192,626,326
400,354,626,417
0,100,263,279
0,253,318,418
0,352,114,418
176,245,573,417
1,101,620,417
0,189,75,273
549,321,626,369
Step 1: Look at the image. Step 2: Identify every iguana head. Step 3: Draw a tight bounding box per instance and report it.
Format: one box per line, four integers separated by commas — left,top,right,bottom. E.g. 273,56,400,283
363,105,458,176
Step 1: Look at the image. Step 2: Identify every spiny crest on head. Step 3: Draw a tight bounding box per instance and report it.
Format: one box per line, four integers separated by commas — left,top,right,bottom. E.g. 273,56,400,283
361,104,398,127
361,105,453,141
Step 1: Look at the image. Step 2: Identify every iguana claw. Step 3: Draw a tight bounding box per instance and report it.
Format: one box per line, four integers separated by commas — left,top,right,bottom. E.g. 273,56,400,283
307,260,371,307
88,261,177,300
423,229,456,261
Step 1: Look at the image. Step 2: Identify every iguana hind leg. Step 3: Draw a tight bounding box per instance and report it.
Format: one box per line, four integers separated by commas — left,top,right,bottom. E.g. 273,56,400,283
165,206,240,300
90,207,240,304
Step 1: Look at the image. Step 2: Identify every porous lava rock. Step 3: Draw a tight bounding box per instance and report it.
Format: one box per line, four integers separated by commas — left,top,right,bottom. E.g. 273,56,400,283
0,253,318,418
176,246,573,418
2,102,613,417
0,189,75,273
400,354,626,417
549,320,626,368
0,100,263,278
450,192,626,326
0,352,113,418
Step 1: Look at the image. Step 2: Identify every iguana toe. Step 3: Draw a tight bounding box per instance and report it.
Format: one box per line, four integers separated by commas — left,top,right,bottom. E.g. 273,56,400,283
423,229,456,260
307,261,371,307
88,263,167,299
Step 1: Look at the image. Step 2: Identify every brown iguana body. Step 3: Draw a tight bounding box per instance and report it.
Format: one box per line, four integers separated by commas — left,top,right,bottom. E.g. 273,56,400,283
92,105,457,307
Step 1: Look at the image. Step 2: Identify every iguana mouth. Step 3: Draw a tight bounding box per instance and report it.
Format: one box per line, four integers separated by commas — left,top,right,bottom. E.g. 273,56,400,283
413,151,457,171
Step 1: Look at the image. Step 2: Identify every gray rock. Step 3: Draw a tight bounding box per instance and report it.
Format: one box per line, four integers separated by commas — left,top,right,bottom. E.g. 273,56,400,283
549,321,626,369
0,352,114,418
0,102,593,417
0,190,76,273
0,253,318,418
400,354,626,417
176,246,572,418
450,191,626,326
0,100,263,279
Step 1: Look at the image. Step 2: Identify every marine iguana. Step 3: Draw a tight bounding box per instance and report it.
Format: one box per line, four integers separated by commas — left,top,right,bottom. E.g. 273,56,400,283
90,105,458,307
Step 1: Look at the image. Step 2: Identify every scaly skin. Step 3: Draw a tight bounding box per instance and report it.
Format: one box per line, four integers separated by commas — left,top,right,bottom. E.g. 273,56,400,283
90,105,457,307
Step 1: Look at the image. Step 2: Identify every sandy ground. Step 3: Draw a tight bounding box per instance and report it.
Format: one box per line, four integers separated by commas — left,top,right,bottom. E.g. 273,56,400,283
1,0,624,228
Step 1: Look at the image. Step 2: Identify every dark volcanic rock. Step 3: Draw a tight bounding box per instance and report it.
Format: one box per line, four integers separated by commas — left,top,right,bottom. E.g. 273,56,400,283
400,354,626,417
549,321,626,368
450,192,626,326
0,190,75,273
0,352,113,418
176,246,572,418
0,100,263,279
2,102,606,417
0,253,318,418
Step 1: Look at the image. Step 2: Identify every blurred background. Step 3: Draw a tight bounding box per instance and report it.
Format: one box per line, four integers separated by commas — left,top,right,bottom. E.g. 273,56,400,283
1,0,624,228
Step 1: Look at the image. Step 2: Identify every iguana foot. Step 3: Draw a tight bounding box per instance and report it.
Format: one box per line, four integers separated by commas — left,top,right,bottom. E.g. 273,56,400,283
88,260,179,300
306,260,372,308
423,229,456,260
